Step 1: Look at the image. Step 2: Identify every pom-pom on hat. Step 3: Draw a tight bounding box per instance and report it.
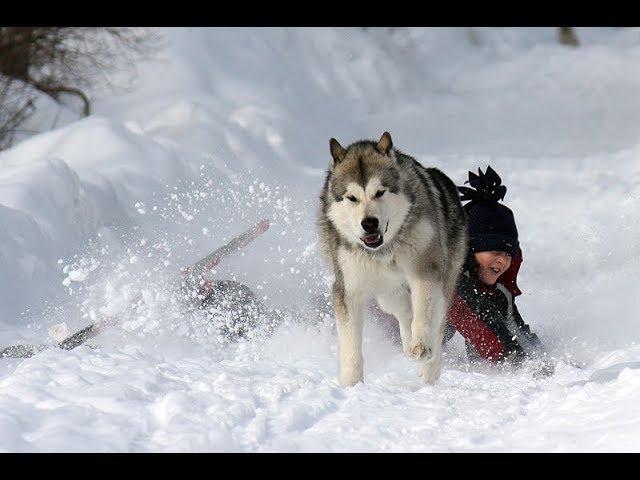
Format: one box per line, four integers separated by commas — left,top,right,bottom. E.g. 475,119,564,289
458,166,519,257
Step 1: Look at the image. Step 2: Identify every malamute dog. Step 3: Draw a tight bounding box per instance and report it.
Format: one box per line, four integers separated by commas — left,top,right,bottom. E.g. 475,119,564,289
318,132,467,386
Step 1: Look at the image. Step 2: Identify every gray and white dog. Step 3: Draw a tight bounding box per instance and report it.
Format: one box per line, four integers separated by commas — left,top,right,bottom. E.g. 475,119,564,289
318,132,468,386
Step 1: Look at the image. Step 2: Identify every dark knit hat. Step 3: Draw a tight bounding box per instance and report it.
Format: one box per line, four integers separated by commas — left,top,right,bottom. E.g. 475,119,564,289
458,166,519,257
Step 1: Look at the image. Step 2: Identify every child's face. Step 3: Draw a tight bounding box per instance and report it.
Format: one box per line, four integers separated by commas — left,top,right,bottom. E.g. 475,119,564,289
474,251,512,286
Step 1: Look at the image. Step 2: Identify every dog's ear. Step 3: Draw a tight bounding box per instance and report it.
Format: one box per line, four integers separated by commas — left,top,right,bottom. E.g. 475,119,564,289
330,138,346,166
376,132,393,155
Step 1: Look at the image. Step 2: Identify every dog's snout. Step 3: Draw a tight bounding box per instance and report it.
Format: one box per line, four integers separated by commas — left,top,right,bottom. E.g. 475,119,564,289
361,217,379,233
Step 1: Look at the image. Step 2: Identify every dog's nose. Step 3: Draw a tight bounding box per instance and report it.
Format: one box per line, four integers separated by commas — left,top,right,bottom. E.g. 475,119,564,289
361,217,379,233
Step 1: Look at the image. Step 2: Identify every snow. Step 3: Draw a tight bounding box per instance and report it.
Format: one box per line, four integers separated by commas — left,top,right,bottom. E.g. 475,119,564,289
1,27,640,451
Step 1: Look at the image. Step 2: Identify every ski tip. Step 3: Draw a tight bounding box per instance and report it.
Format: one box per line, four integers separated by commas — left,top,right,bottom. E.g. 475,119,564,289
257,218,270,232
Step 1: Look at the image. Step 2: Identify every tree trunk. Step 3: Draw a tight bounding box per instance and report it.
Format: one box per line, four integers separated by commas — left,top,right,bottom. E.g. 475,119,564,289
558,27,579,47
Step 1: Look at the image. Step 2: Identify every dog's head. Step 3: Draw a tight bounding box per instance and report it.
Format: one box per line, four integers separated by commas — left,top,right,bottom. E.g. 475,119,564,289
324,132,411,252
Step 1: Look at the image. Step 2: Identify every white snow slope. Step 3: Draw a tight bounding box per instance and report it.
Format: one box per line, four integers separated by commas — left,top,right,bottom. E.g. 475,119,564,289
1,27,640,452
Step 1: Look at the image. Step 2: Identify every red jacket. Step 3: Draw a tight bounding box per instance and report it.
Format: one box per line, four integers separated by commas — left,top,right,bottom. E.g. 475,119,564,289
448,249,542,361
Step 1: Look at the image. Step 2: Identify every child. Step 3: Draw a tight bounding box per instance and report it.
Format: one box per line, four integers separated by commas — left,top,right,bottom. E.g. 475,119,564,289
446,166,552,375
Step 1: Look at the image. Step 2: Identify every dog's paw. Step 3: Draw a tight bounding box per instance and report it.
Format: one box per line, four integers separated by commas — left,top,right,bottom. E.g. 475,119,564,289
339,370,364,387
418,357,442,384
408,339,432,360
339,376,363,387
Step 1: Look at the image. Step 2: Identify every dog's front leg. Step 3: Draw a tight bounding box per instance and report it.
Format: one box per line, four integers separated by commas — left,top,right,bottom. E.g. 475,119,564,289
333,280,365,387
407,277,447,384
376,288,413,357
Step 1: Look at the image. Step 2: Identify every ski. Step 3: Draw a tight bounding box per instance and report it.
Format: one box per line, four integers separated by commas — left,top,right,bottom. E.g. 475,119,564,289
181,218,270,296
0,317,118,359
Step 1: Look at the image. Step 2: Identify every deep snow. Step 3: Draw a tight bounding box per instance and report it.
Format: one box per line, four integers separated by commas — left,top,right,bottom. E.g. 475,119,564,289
1,27,640,452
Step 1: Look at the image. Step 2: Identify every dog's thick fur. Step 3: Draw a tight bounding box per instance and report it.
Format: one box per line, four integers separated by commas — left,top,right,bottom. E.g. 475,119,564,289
318,132,468,386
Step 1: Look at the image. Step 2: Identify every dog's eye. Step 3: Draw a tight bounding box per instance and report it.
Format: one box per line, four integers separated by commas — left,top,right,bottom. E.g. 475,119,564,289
346,195,358,202
375,190,386,198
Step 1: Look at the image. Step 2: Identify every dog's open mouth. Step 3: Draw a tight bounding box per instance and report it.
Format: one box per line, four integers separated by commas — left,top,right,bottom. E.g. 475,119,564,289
362,233,384,249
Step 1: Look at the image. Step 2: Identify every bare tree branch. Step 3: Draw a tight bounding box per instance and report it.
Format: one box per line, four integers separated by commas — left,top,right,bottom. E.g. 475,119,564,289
0,27,160,150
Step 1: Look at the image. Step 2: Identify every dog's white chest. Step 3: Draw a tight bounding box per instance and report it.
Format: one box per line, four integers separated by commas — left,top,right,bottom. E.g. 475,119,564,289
337,248,406,295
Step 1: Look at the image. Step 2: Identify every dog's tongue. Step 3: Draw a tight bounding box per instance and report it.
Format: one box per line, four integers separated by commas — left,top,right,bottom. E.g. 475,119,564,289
364,234,380,243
